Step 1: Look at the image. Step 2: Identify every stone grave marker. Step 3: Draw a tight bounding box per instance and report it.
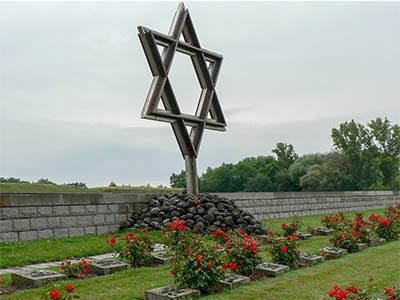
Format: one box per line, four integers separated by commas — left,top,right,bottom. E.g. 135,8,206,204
296,232,313,240
369,237,385,247
257,235,273,245
151,251,171,264
153,243,169,252
255,262,289,277
219,273,250,290
11,269,66,288
315,227,334,236
145,285,200,300
87,259,130,275
298,253,323,267
319,247,347,260
355,243,367,252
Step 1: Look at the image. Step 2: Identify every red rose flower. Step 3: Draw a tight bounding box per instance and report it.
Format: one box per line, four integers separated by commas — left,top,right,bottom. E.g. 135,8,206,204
281,247,287,253
225,248,230,253
281,223,287,228
200,265,204,270
65,285,75,292
208,263,212,269
216,245,220,249
171,270,176,275
49,290,60,299
186,248,192,252
328,290,337,297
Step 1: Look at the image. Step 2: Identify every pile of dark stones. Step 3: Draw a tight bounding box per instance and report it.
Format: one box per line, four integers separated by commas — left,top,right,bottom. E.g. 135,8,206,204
128,192,268,235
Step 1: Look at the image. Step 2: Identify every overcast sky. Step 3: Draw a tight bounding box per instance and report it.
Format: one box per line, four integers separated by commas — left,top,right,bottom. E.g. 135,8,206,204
1,1,399,187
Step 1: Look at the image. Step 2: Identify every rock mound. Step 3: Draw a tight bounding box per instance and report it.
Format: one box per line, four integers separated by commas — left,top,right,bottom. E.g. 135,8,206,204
128,192,268,235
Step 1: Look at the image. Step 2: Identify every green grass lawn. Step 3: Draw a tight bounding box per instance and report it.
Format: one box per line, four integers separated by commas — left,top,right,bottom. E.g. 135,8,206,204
1,208,399,300
0,183,182,194
1,240,398,300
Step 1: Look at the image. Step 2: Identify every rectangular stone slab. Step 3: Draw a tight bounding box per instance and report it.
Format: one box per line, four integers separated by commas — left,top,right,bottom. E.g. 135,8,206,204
298,253,323,267
87,259,130,275
319,247,347,259
145,285,200,300
11,269,66,288
315,227,334,236
153,243,169,252
296,232,313,240
369,237,385,247
151,251,171,264
255,262,289,277
219,273,250,289
257,235,273,245
356,243,367,252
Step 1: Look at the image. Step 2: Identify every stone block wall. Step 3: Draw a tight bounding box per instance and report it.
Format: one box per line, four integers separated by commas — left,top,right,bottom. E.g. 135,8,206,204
217,191,400,220
0,193,152,243
1,191,399,243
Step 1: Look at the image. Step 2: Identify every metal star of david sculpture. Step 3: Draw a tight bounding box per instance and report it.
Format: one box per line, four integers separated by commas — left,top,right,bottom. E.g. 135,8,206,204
138,2,226,195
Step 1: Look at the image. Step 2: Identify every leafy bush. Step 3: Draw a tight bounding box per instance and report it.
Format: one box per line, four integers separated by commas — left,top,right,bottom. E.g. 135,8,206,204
107,231,154,267
321,211,345,229
369,204,400,240
268,234,299,268
61,259,88,277
223,229,262,276
40,281,79,300
282,215,303,236
168,221,225,293
327,281,400,300
330,231,358,253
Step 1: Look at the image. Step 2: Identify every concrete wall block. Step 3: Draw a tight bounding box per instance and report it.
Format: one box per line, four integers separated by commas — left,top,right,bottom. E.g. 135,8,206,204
38,206,53,217
70,205,85,215
0,220,12,232
105,214,115,225
13,219,30,231
19,207,37,218
30,218,48,230
69,227,85,237
48,217,61,229
97,205,108,214
2,207,19,219
37,229,53,239
77,216,93,227
115,214,127,223
85,226,96,235
61,216,77,228
19,230,38,241
107,204,119,213
93,214,105,225
85,205,97,214
53,206,69,216
96,225,110,235
109,225,120,232
0,232,19,243
54,228,69,238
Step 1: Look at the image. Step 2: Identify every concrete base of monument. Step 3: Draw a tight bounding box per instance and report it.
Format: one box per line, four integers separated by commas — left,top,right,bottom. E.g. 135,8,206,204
298,253,323,267
87,259,130,275
319,247,347,260
144,285,200,300
11,270,66,288
219,273,250,289
255,262,289,277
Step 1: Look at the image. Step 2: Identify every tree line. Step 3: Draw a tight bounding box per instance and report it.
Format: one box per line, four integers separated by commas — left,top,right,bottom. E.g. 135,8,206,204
170,117,400,192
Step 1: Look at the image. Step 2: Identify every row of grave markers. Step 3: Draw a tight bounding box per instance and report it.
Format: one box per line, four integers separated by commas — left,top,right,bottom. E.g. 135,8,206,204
8,231,393,300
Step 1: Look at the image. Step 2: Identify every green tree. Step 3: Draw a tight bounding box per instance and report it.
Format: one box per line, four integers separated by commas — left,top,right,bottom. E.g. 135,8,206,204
169,170,186,188
36,178,55,185
272,142,298,170
331,117,400,190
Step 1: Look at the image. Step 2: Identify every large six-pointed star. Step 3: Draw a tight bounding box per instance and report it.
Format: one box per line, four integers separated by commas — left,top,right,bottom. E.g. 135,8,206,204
138,3,226,159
